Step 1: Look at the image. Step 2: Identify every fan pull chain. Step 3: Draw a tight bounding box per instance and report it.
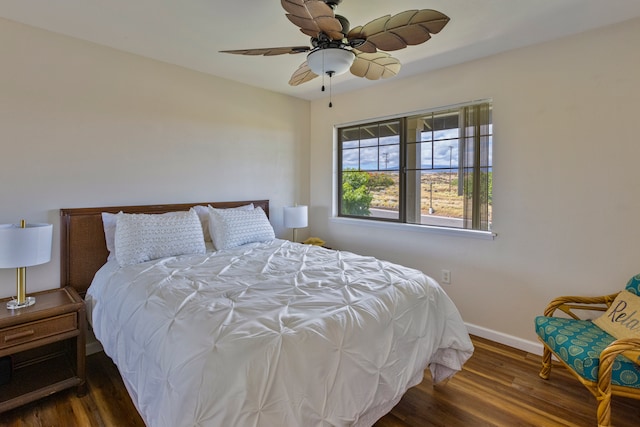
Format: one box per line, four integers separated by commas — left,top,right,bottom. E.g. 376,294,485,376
328,71,334,108
321,50,326,92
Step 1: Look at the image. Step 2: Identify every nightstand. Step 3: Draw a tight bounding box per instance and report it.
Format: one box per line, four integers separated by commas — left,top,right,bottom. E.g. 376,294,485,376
0,287,86,413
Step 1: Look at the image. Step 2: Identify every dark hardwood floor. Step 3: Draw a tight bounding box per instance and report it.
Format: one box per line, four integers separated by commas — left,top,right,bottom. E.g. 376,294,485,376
1,335,638,426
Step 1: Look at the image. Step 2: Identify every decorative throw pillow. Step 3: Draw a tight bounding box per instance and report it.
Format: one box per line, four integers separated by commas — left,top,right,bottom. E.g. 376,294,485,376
105,210,195,260
592,290,640,363
114,208,206,266
193,203,253,242
208,206,275,250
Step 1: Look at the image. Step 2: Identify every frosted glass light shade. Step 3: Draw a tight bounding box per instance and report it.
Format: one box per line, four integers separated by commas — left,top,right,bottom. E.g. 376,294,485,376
307,48,355,76
283,206,308,229
0,223,53,268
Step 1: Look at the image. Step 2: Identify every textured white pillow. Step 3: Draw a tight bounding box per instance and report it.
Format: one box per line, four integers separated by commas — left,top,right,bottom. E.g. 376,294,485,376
114,208,206,266
193,203,253,242
208,206,275,250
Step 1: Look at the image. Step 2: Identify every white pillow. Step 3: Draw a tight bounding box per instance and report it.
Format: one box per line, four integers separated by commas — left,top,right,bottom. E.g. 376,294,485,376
101,211,122,261
208,206,275,250
114,208,206,266
193,203,254,242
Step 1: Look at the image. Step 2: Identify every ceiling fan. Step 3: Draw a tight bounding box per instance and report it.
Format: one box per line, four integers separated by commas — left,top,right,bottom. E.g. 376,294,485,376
220,0,449,103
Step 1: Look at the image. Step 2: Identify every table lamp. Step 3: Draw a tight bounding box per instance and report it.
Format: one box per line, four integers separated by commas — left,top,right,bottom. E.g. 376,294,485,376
283,205,308,243
0,220,53,309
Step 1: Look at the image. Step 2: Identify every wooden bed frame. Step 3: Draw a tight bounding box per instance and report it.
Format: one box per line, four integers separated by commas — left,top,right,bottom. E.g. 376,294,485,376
59,200,269,296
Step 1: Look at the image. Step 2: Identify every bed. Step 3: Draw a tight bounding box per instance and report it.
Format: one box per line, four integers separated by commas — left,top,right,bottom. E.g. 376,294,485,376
60,199,474,427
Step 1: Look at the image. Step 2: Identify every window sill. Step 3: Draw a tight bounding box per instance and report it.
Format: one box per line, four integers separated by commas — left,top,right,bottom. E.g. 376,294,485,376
330,216,497,240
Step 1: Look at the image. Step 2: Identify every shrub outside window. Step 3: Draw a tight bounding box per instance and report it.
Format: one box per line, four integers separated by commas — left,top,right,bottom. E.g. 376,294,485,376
338,101,492,231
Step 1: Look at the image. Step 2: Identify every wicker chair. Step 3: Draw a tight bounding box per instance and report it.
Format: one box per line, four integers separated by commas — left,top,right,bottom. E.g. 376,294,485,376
535,274,640,427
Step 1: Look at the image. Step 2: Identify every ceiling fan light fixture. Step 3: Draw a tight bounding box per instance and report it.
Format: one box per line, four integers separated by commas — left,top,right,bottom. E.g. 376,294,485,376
307,48,355,76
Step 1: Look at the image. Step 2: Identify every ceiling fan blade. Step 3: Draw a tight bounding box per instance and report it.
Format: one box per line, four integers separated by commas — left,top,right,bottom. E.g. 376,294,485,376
220,46,311,56
289,61,319,86
350,51,401,80
281,0,344,40
347,9,450,53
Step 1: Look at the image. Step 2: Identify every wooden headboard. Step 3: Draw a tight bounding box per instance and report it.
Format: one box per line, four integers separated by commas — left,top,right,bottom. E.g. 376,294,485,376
60,200,269,296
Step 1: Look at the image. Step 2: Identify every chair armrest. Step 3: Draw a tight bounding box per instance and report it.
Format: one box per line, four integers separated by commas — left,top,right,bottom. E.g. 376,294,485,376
591,338,640,425
543,293,620,319
598,338,640,388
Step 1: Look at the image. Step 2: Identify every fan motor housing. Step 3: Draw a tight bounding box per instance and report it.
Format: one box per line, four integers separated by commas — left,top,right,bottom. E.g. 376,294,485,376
323,0,342,8
334,14,350,35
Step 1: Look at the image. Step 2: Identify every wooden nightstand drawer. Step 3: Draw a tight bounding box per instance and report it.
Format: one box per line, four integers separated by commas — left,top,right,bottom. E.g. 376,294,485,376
0,313,77,350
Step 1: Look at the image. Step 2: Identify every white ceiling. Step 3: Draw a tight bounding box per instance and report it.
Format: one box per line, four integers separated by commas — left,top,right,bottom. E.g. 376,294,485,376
2,0,640,100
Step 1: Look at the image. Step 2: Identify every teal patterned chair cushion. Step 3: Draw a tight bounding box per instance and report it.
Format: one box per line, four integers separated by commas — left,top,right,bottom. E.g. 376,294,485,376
625,274,640,296
535,316,640,388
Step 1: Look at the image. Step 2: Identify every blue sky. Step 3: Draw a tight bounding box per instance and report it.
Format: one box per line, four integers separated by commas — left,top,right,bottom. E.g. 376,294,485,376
342,129,478,171
342,125,493,171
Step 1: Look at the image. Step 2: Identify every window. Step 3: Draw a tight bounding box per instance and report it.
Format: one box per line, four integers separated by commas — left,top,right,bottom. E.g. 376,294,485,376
337,101,492,231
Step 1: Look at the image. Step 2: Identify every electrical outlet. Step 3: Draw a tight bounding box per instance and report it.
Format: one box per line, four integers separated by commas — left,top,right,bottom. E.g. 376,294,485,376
441,269,451,284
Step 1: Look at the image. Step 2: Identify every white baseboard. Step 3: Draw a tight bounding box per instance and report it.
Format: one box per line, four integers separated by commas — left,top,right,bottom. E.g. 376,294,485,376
465,322,544,356
86,339,103,355
85,325,104,355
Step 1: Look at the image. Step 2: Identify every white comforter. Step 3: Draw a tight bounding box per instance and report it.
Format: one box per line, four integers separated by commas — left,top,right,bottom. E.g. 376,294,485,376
87,239,473,427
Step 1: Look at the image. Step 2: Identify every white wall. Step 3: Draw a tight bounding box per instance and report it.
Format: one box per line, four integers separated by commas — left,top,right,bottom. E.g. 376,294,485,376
0,18,310,298
309,18,640,351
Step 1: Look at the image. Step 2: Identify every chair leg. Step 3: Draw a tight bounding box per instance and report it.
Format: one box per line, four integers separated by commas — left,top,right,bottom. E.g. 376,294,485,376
596,392,612,427
539,345,552,379
596,352,615,427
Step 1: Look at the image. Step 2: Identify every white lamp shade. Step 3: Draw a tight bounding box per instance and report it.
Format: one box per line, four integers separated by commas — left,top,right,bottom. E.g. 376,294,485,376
0,223,53,268
307,48,355,76
283,206,308,229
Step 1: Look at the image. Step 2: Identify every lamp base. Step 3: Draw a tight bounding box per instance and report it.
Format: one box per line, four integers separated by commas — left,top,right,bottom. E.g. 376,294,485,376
6,296,36,310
